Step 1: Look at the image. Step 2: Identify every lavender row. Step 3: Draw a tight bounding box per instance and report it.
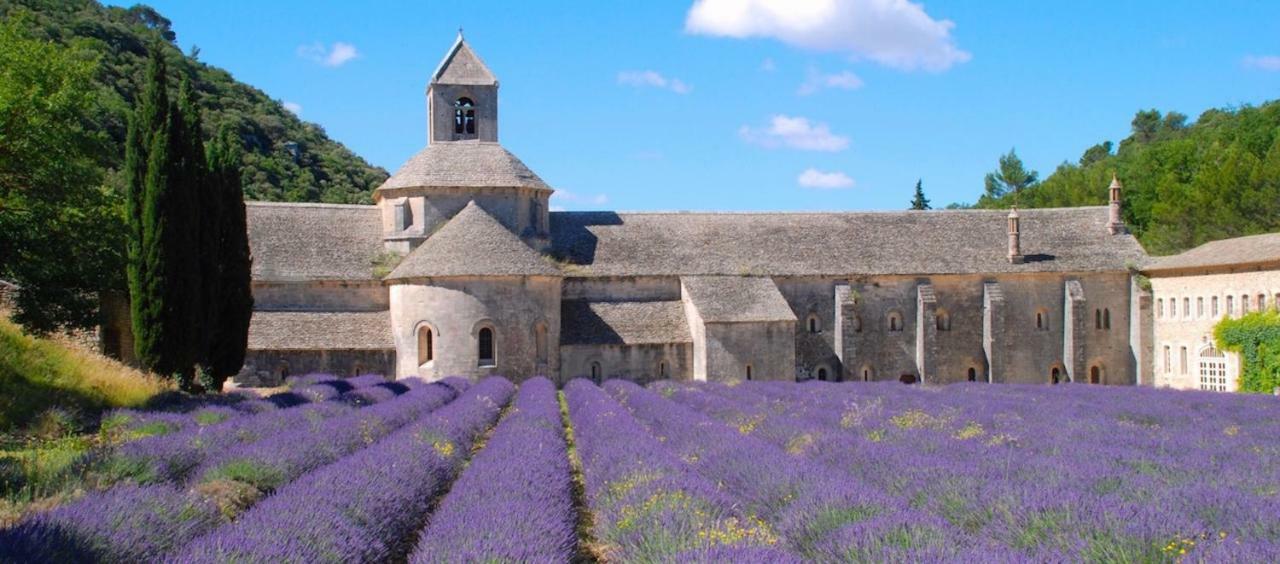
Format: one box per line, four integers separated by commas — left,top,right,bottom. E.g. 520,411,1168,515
564,379,796,562
606,380,1005,562
409,377,576,562
679,380,1280,561
193,380,460,493
105,379,424,484
173,377,515,563
0,483,222,562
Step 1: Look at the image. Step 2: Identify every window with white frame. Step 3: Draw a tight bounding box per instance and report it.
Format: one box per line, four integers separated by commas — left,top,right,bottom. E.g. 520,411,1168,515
1198,346,1228,392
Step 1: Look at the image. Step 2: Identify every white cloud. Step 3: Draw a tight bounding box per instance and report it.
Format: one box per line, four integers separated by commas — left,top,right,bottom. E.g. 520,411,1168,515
739,115,849,152
797,168,855,189
1243,55,1280,71
760,57,777,72
282,101,303,115
298,41,359,67
685,0,971,72
552,190,610,207
617,70,692,94
798,68,864,95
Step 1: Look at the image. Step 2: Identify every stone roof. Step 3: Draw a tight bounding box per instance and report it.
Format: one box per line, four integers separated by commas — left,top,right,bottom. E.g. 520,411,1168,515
432,35,497,86
561,300,692,345
247,310,393,350
375,142,551,194
247,202,383,282
386,201,562,280
682,276,797,323
1146,232,1280,273
549,207,1148,277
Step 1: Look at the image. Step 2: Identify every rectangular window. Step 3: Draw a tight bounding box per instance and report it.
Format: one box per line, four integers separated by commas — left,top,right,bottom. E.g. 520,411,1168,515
1197,297,1204,318
1180,346,1188,375
1242,295,1250,314
1164,346,1171,374
1212,296,1219,317
1259,294,1267,310
1157,299,1164,319
1183,298,1190,318
1227,296,1234,315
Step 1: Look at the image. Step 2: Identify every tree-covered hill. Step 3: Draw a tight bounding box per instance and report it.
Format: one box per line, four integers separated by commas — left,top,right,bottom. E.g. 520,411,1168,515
974,102,1280,256
0,0,387,204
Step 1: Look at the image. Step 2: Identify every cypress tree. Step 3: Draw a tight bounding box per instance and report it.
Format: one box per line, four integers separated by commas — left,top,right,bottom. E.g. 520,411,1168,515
207,128,254,387
910,179,932,210
178,79,220,389
127,46,169,370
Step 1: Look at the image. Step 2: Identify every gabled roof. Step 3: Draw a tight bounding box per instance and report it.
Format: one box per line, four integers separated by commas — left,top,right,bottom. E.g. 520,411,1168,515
682,276,797,323
247,202,383,282
548,207,1148,277
431,34,497,86
561,300,692,345
375,142,551,194
386,201,561,280
248,310,393,351
1146,232,1280,274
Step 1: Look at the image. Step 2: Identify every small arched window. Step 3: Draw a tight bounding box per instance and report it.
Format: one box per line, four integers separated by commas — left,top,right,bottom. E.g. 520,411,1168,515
816,367,829,381
352,361,365,377
746,364,753,381
1050,366,1061,385
1212,296,1219,317
589,362,602,383
888,312,902,332
936,311,950,331
967,367,977,382
1035,310,1049,331
1089,365,1102,385
861,365,874,382
454,97,476,135
1095,309,1102,329
1241,295,1250,314
1258,294,1267,310
807,314,821,334
1157,299,1164,319
1103,308,1111,330
477,327,495,367
1227,295,1235,315
417,325,434,366
659,361,667,378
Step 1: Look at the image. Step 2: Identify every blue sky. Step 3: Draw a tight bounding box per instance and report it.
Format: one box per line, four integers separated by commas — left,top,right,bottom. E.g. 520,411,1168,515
109,1,1280,211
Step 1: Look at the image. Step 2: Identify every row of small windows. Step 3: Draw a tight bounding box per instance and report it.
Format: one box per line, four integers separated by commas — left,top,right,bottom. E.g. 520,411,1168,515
1157,292,1278,321
416,322,549,369
837,307,1111,334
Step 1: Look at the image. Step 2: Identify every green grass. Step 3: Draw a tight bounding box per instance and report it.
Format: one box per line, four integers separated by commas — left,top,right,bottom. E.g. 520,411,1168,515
0,316,170,431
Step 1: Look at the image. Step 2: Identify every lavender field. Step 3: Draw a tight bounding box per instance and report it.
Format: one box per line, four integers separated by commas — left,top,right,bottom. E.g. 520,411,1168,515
3,376,1279,562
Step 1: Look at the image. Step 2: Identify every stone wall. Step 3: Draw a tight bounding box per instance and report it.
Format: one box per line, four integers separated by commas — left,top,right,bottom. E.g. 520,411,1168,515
389,275,561,383
562,276,681,302
237,349,396,387
380,188,550,253
702,321,796,382
775,277,842,380
559,343,691,385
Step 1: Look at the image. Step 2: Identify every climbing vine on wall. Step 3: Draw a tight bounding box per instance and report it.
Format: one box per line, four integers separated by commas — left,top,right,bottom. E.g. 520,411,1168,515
1214,310,1280,393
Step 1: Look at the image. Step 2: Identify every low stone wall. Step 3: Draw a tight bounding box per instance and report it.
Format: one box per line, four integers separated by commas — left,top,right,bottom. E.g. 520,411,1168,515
237,349,397,387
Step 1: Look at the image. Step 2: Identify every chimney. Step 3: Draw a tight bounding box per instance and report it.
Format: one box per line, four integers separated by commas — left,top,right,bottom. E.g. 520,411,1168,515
1107,175,1125,235
1007,207,1024,264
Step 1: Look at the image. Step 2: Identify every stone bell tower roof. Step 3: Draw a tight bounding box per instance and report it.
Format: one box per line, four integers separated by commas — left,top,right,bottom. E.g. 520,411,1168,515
431,32,497,86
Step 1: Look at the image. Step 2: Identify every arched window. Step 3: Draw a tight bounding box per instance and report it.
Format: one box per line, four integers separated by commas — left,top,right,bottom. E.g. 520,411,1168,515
352,361,365,377
808,314,821,334
967,367,977,382
1050,367,1061,385
1095,309,1102,330
478,327,495,367
1103,308,1111,330
1241,295,1250,314
816,367,829,381
534,323,548,364
1212,296,1219,317
1199,345,1227,392
1196,298,1204,318
589,362,601,383
1180,346,1188,375
1035,310,1049,331
659,361,667,378
861,365,874,382
1089,365,1101,384
1227,295,1235,315
454,97,476,135
1259,294,1267,310
276,361,291,383
935,310,951,331
888,312,902,332
1157,299,1164,319
1163,346,1171,374
745,364,753,381
417,325,434,366
1183,298,1191,317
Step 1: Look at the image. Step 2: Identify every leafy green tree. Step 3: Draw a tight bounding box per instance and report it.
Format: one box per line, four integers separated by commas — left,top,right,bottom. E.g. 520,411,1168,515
206,127,253,389
909,179,931,210
1215,310,1280,393
980,148,1038,206
0,16,121,334
1079,141,1113,167
1131,109,1162,143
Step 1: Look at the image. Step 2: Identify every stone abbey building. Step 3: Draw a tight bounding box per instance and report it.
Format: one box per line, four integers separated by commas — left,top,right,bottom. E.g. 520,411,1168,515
236,35,1156,387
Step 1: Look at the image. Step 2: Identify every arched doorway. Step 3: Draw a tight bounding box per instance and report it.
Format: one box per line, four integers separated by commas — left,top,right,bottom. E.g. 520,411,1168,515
816,366,829,381
967,367,977,382
1089,365,1101,384
1051,367,1062,385
899,373,918,385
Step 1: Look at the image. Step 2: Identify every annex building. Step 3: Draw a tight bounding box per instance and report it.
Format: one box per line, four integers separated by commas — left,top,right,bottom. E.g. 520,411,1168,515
235,35,1157,387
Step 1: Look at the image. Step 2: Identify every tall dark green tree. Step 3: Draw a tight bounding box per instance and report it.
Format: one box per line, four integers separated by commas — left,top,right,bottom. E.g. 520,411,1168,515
129,45,204,386
909,179,931,210
126,45,169,372
206,127,253,389
980,148,1039,206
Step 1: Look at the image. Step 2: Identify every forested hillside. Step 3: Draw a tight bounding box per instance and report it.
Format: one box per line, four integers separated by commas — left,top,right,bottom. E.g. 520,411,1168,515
0,0,387,204
974,103,1280,256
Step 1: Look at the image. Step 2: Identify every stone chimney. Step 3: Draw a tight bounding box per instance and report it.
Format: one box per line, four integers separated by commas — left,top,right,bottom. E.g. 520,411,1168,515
1007,207,1024,264
1107,175,1125,235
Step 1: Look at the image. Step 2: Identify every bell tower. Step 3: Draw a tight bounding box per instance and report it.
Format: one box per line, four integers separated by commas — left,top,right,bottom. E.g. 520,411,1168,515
428,31,499,144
